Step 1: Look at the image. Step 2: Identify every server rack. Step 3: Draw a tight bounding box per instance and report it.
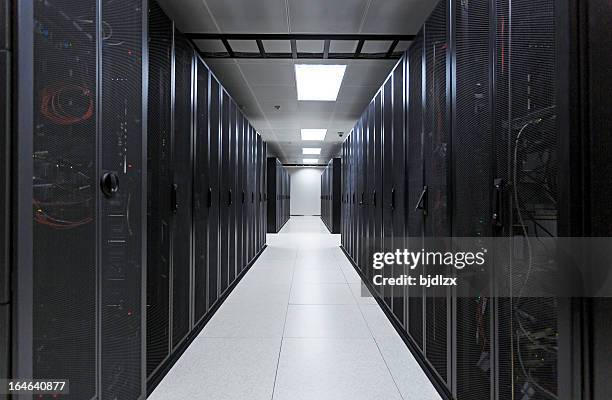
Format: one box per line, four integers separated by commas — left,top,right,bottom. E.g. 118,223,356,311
11,0,148,398
267,157,290,233
0,0,10,386
320,158,341,234
338,0,611,399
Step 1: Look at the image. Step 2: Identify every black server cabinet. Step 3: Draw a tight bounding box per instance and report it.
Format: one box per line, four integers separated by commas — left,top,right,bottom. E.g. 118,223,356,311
248,127,255,259
207,76,221,309
240,117,248,273
193,58,209,324
0,0,10,385
219,90,231,293
372,94,383,299
13,0,147,397
256,135,262,248
407,28,425,352
267,157,290,233
382,78,393,304
354,118,363,272
320,158,341,234
423,0,451,385
236,113,244,275
365,101,376,286
228,100,237,285
452,0,494,398
100,2,147,396
391,59,407,326
171,31,194,349
146,0,172,377
262,141,267,247
493,0,559,398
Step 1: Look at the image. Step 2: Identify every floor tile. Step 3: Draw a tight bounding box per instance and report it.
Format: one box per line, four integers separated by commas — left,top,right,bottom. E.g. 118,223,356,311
149,338,281,400
292,268,347,284
284,304,371,338
200,301,287,338
273,338,402,400
289,283,355,305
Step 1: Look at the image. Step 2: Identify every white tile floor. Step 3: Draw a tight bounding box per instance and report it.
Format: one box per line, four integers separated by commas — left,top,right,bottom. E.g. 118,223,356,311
149,216,442,400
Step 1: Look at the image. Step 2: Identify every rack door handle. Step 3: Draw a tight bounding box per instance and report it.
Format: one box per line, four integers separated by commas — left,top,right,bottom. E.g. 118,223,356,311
373,190,377,207
391,187,396,210
242,191,246,204
207,188,212,208
492,178,503,227
415,185,428,215
100,172,120,198
171,184,179,213
228,190,233,206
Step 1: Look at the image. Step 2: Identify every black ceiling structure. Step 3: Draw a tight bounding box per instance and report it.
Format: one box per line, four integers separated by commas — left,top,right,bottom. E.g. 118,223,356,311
185,33,415,60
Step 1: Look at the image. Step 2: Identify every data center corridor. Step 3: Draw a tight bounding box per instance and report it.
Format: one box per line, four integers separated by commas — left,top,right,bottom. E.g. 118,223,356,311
149,216,440,400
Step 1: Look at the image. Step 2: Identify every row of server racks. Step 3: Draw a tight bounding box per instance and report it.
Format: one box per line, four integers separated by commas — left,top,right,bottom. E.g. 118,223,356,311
4,0,268,398
340,0,612,399
320,158,341,234
266,157,290,233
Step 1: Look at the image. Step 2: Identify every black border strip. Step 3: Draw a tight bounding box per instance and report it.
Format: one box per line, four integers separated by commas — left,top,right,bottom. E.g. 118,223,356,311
146,244,268,396
339,245,453,400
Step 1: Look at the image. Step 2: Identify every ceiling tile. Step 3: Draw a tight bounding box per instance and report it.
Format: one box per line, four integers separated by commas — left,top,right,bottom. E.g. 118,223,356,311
362,40,393,54
228,39,260,52
262,40,292,53
251,85,297,101
297,40,324,53
361,0,437,34
288,0,370,33
205,0,288,33
195,39,227,53
239,62,296,86
329,40,358,53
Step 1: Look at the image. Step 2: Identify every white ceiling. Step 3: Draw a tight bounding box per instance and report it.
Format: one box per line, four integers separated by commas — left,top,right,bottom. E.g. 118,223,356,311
157,0,437,164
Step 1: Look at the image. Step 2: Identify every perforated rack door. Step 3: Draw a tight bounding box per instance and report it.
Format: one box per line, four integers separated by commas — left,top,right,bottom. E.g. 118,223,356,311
453,0,494,398
236,111,244,274
100,0,146,397
423,0,451,385
146,0,172,378
32,0,97,397
495,0,559,398
194,58,209,324
207,76,221,308
171,30,194,349
381,80,393,304
407,28,424,351
227,100,237,284
219,90,231,293
391,59,406,326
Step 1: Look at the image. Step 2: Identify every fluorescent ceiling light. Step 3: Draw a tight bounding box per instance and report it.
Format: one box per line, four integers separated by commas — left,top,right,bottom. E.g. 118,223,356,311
303,158,319,164
301,129,327,141
295,64,347,101
302,148,321,155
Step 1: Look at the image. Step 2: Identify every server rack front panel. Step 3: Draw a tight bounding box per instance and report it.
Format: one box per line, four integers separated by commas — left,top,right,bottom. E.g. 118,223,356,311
31,0,98,396
146,0,172,378
194,58,209,324
171,31,194,350
207,76,221,308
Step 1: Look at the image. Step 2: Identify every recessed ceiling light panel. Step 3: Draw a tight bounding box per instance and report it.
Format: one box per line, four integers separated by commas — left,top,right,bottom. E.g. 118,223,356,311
295,64,347,101
302,148,321,155
303,158,319,164
301,129,327,141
